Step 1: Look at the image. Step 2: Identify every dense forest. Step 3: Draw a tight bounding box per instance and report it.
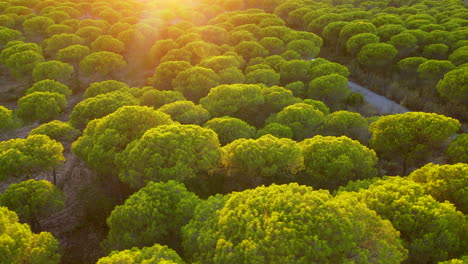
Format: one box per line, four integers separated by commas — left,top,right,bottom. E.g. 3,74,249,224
0,0,466,263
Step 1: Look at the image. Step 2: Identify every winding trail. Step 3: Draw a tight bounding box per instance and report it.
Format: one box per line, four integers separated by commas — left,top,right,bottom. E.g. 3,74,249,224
347,81,409,114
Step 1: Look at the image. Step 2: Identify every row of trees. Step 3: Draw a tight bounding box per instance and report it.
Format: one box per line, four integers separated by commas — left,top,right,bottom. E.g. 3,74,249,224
96,161,466,263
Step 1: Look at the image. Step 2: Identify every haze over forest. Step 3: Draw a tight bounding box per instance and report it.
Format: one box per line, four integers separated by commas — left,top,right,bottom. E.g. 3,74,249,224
0,0,466,263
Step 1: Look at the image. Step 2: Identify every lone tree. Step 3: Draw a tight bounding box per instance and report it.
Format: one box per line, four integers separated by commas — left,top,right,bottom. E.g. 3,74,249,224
299,135,378,190
0,207,61,263
79,51,126,81
116,124,221,189
182,183,407,264
203,116,256,145
32,60,74,83
16,92,66,122
221,134,304,189
369,112,460,175
0,135,64,181
0,179,65,231
103,181,201,252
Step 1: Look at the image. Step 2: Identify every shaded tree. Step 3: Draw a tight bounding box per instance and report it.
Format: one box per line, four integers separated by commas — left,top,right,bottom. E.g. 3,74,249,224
369,112,460,175
29,120,80,142
0,179,64,231
172,67,220,102
159,101,210,125
299,135,378,190
204,116,256,145
32,60,74,83
116,124,221,189
16,92,66,122
103,181,201,252
0,135,64,181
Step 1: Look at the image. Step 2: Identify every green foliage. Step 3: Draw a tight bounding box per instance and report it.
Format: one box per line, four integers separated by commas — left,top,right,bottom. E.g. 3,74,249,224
200,55,243,73
217,67,246,84
284,81,305,97
29,120,80,142
91,35,125,54
245,68,280,86
56,44,90,65
259,37,285,54
16,92,66,122
423,44,449,60
72,106,174,175
436,68,467,105
279,59,310,83
369,112,460,174
148,61,192,90
221,135,303,186
339,22,377,47
159,101,210,125
183,183,407,264
346,33,380,56
32,60,74,83
388,32,419,58
307,73,350,109
97,244,185,264
299,135,378,189
0,207,61,264
322,110,370,144
173,67,220,102
256,122,293,139
0,179,64,225
309,62,350,80
0,43,42,64
339,177,467,263
409,163,468,213
149,39,179,65
0,28,23,47
204,117,256,145
116,124,221,189
0,135,64,181
26,80,72,98
417,60,456,81
446,134,468,163
200,84,264,119
138,88,186,108
43,33,84,55
449,46,468,66
267,103,325,140
262,85,301,113
358,43,398,70
398,57,428,75
79,51,126,78
70,91,138,128
234,40,269,60
0,105,20,131
301,99,330,115
84,80,130,99
286,39,320,58
5,50,44,79
103,181,201,252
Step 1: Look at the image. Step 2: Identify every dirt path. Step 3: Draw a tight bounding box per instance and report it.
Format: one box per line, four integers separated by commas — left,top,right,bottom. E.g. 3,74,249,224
348,81,409,114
